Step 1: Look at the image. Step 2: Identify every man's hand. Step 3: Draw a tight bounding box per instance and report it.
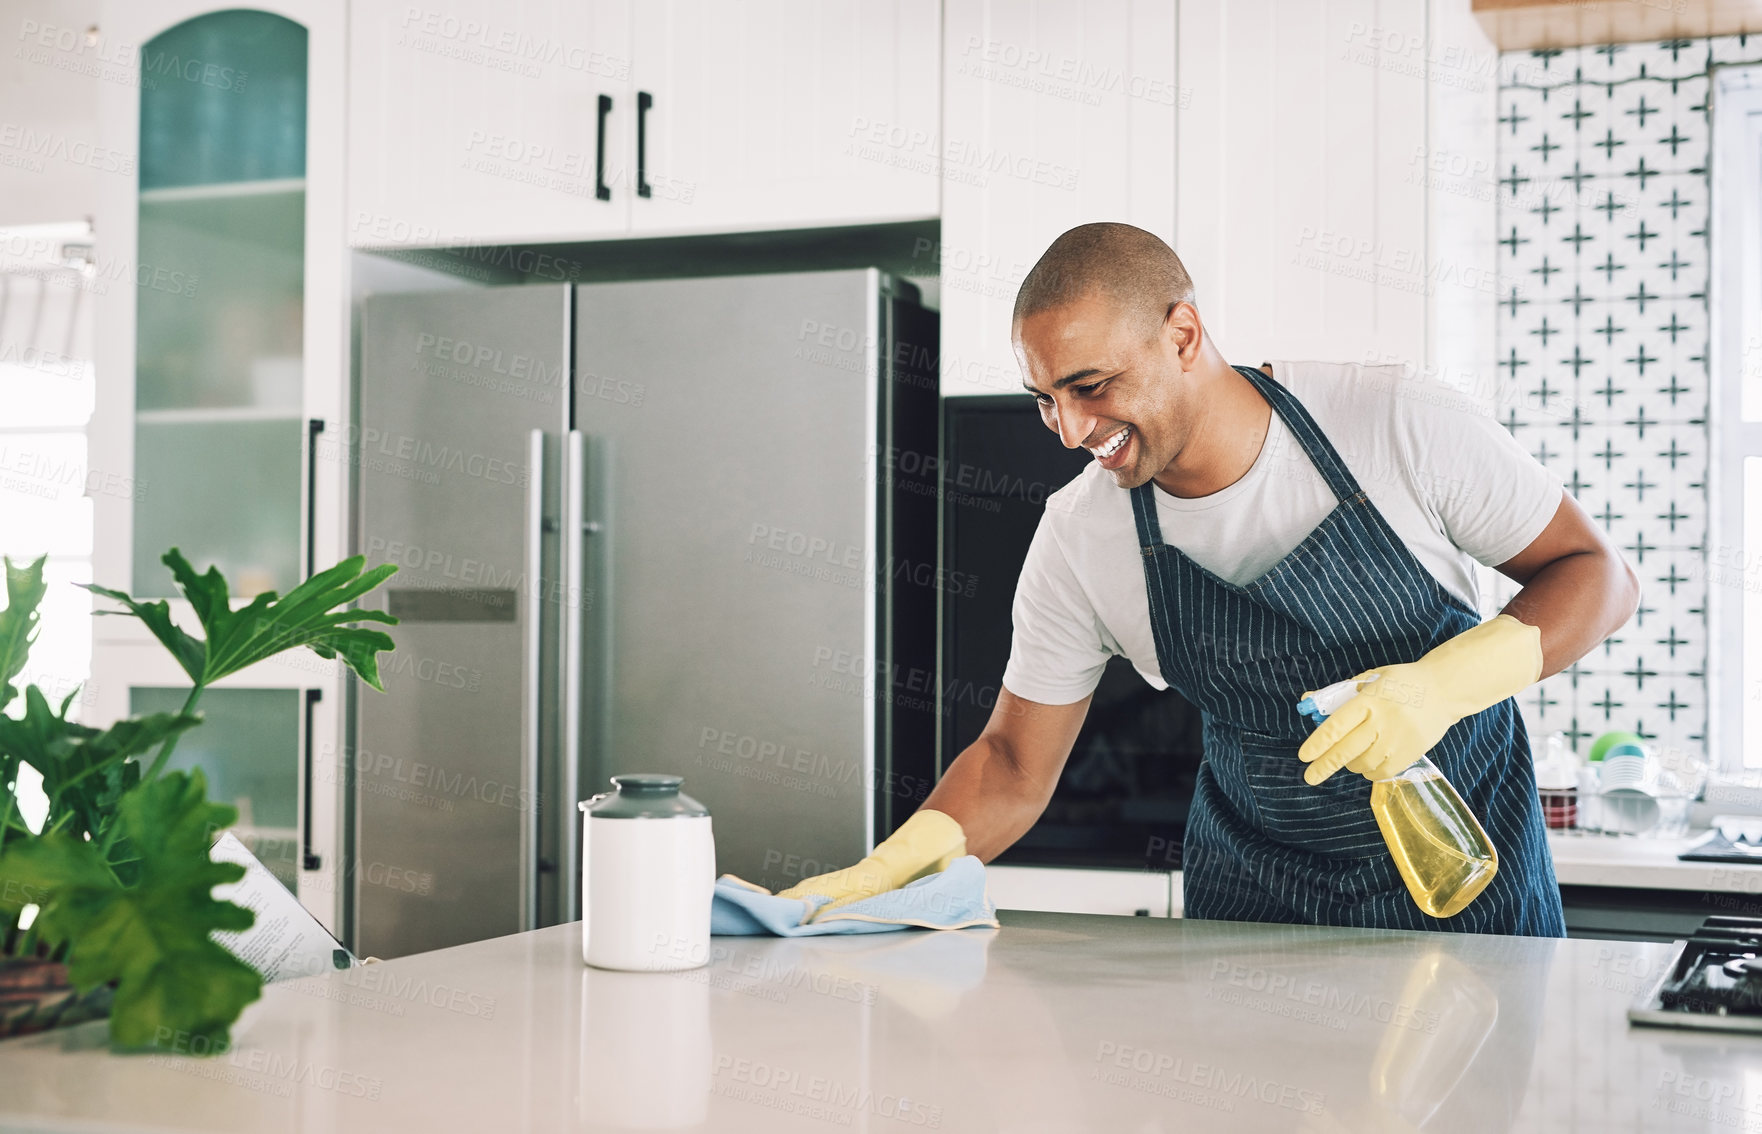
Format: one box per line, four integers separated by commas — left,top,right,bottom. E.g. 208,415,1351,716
1298,614,1543,785
776,809,966,921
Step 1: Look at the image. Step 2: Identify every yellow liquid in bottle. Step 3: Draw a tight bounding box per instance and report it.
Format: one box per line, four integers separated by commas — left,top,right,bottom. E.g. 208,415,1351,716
1369,762,1499,918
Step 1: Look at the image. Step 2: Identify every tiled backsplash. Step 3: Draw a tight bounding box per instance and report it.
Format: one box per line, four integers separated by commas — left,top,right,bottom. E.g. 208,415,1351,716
1494,37,1762,761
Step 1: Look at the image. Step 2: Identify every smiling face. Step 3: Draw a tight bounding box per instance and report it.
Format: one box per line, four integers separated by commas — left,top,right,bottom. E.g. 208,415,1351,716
1014,287,1201,490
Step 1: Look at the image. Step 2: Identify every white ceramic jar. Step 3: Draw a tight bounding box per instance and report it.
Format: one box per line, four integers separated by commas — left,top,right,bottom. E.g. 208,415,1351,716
578,775,715,971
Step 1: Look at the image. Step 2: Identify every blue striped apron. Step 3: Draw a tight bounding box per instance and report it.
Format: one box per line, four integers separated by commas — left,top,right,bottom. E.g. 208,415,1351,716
1134,365,1565,936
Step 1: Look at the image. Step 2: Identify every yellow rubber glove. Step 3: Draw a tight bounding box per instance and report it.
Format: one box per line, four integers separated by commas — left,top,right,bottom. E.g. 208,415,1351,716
1298,614,1544,785
776,809,966,922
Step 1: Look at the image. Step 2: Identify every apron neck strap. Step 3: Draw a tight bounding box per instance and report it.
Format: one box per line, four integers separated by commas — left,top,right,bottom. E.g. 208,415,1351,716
1128,364,1366,551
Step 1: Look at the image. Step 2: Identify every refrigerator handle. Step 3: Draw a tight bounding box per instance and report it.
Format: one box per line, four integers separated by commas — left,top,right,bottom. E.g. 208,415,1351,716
521,428,545,933
561,430,586,922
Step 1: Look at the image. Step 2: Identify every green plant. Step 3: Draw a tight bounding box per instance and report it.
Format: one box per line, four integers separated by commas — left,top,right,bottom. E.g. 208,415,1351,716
0,550,397,1050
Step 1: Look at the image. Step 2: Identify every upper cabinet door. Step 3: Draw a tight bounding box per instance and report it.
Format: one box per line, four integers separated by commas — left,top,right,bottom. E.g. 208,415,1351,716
91,0,350,612
1176,0,1430,371
628,0,940,235
348,0,632,248
939,0,1177,396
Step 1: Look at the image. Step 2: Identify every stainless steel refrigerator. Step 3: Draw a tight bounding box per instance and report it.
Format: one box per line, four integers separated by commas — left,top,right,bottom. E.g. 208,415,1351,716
352,270,939,958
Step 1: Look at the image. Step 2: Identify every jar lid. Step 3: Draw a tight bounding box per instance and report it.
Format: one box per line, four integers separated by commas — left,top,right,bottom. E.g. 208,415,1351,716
578,774,709,819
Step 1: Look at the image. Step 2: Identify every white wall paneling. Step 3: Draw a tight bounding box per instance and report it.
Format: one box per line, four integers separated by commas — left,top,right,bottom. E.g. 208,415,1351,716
1176,0,1432,373
940,0,1177,397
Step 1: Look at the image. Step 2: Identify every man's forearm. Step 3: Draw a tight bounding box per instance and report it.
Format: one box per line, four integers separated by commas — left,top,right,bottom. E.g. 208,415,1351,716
921,734,1057,863
1500,547,1640,679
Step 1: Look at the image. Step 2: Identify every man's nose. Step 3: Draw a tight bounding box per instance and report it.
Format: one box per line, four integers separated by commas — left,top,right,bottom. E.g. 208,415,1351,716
1054,401,1094,450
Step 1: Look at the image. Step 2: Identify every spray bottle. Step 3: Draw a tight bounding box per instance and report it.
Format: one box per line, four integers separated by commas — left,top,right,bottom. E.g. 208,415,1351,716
1298,676,1499,918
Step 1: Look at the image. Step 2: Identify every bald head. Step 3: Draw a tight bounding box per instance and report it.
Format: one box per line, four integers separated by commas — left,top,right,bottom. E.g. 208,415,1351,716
1012,223,1196,341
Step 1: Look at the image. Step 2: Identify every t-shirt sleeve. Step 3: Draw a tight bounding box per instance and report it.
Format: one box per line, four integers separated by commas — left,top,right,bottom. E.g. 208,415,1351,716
1396,379,1563,568
1000,513,1113,706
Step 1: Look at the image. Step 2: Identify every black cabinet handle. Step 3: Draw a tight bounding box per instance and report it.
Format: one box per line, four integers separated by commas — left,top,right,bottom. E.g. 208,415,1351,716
302,688,322,871
636,91,653,198
596,94,613,201
305,419,324,580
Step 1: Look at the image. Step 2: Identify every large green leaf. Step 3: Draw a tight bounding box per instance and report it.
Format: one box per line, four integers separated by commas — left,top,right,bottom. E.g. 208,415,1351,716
0,770,262,1050
0,555,48,711
84,550,399,691
0,686,201,854
81,586,205,684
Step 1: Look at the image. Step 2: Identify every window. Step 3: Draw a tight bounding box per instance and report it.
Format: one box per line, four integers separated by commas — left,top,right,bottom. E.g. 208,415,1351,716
1710,67,1762,770
0,221,96,828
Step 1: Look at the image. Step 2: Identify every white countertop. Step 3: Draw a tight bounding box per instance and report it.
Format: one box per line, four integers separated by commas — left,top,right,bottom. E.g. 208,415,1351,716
1548,830,1762,892
3,911,1759,1132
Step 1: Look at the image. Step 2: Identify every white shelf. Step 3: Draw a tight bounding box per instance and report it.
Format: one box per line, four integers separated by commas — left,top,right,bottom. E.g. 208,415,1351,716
136,406,303,425
139,177,306,204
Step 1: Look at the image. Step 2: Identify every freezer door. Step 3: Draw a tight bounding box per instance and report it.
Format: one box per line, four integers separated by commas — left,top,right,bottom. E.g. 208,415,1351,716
355,286,570,958
574,270,888,889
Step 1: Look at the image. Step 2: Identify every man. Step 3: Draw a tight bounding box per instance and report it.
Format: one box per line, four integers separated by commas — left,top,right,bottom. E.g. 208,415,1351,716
782,223,1638,935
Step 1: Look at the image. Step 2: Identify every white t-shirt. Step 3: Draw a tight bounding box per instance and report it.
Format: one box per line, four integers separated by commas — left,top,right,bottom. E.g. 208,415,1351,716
1001,360,1563,706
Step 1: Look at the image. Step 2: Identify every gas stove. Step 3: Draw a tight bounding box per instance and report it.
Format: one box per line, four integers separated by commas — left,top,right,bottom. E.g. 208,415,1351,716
1629,916,1762,1035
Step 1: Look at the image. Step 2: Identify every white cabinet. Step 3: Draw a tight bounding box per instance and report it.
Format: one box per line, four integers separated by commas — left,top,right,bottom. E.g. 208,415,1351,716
985,864,1175,917
350,0,938,248
939,0,1178,397
90,0,351,933
87,645,346,934
939,0,1473,396
1174,0,1432,372
628,0,940,235
349,0,631,248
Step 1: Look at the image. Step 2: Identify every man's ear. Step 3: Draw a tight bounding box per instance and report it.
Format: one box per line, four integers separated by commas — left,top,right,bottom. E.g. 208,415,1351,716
1165,300,1202,364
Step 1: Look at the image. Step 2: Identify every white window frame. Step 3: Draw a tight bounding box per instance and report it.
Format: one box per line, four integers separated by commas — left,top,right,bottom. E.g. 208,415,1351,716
1709,66,1762,772
0,221,96,832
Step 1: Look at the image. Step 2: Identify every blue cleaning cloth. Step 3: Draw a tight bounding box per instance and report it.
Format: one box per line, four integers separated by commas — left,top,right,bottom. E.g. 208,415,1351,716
711,855,999,936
